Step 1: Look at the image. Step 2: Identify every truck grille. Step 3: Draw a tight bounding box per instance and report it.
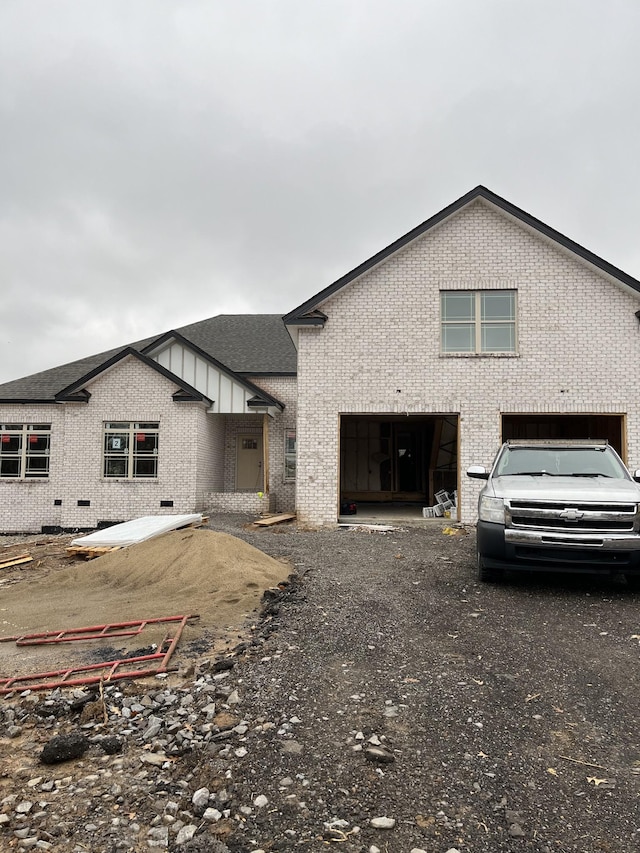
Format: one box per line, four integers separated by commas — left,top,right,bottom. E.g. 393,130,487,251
507,500,639,533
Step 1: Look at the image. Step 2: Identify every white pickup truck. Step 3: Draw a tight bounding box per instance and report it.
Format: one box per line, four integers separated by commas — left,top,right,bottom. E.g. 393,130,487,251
467,440,640,584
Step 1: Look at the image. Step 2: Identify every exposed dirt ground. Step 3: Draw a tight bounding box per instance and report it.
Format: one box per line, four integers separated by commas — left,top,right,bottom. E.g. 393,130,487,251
1,515,640,852
0,526,292,680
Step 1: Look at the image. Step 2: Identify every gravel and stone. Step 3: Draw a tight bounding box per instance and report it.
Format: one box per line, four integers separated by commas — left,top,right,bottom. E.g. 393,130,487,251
1,514,640,852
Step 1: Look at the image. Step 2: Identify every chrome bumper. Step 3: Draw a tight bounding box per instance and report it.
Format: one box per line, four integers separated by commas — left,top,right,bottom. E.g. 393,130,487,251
505,528,640,551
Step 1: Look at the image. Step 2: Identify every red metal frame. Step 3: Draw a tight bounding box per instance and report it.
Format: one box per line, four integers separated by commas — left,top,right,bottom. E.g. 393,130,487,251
0,614,199,646
0,613,198,694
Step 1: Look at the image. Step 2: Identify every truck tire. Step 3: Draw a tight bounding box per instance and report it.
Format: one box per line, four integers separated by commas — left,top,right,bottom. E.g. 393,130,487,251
477,553,503,583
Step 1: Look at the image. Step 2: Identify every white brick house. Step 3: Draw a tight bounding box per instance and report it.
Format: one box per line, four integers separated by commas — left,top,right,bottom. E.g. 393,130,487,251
1,186,640,531
0,317,297,531
283,186,640,526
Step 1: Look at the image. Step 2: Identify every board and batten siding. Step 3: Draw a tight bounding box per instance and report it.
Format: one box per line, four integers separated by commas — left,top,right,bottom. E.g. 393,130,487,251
153,342,256,413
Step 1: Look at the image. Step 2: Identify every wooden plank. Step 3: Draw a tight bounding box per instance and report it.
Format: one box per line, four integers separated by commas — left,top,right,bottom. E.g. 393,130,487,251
0,554,33,570
66,545,122,559
176,517,209,529
253,513,296,527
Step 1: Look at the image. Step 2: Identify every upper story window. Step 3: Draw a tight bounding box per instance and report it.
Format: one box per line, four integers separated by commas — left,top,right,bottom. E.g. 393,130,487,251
103,422,159,479
284,428,296,481
0,423,51,478
441,290,517,354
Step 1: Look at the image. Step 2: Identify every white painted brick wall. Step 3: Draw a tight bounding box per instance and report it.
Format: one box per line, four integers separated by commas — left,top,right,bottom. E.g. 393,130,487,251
0,357,207,532
294,199,640,525
195,409,225,509
247,375,297,512
0,405,65,532
0,360,297,531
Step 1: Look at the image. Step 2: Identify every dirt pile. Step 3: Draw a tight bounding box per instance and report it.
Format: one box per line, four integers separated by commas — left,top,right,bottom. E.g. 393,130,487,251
0,528,291,677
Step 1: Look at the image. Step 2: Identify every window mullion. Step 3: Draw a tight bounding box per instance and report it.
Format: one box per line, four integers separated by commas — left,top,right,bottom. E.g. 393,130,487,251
21,426,27,478
475,292,482,353
128,426,134,479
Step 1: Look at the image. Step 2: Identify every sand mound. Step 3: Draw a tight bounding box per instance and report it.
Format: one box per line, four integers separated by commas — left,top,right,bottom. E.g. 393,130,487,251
0,529,291,675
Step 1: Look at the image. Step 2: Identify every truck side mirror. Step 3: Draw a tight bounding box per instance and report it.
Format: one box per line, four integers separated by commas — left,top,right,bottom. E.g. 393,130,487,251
633,470,640,483
467,466,489,480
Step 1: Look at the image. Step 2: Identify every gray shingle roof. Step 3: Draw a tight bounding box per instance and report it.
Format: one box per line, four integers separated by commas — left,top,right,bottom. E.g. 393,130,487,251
171,314,297,374
0,314,297,403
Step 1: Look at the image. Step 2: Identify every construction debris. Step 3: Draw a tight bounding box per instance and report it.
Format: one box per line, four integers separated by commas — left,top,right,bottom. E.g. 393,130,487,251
65,545,121,560
0,614,200,646
0,553,33,570
423,489,457,518
1,528,291,688
67,513,208,553
253,512,296,527
442,526,468,536
0,613,197,693
338,523,400,533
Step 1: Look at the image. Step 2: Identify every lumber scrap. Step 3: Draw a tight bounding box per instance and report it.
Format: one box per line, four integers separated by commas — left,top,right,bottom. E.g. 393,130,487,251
0,554,33,570
66,545,122,560
253,512,296,527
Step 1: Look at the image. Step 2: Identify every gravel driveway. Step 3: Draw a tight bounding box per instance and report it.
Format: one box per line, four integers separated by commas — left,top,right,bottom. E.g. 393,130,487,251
217,517,640,853
2,515,640,852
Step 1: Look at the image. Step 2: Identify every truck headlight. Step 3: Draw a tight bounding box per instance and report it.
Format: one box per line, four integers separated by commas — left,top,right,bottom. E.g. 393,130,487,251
479,495,505,524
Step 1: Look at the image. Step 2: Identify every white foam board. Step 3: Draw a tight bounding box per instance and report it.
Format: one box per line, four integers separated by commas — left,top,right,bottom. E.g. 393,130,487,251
70,514,203,548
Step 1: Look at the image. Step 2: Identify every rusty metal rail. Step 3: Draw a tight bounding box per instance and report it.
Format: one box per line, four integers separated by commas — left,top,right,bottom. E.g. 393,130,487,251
0,613,199,694
0,614,199,646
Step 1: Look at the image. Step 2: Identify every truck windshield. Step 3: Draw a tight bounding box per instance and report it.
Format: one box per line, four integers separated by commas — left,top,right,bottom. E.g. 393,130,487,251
495,447,628,479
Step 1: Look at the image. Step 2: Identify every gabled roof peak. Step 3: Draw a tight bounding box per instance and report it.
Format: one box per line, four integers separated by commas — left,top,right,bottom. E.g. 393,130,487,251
284,186,640,324
55,347,212,405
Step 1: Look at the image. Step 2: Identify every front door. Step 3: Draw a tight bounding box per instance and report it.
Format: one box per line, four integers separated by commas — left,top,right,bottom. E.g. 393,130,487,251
236,435,264,490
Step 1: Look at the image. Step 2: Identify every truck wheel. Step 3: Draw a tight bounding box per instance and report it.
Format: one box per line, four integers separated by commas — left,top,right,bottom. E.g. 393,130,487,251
477,553,503,583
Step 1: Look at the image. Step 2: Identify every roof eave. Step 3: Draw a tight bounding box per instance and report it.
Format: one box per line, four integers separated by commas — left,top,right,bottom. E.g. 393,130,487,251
0,398,62,405
247,394,284,413
284,311,327,328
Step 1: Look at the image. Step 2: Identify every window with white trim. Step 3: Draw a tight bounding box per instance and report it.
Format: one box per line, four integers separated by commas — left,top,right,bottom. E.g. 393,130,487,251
0,423,51,478
441,290,517,353
284,428,296,481
103,422,159,478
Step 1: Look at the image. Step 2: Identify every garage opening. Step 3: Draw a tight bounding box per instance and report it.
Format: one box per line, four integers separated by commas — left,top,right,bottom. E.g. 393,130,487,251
502,414,625,458
339,415,459,515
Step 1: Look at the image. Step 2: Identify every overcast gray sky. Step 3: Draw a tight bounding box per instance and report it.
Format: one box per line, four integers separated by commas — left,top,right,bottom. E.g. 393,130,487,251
1,0,639,384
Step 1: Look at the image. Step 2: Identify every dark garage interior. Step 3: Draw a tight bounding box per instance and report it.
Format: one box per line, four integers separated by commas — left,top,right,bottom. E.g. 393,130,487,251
339,414,458,507
501,414,625,459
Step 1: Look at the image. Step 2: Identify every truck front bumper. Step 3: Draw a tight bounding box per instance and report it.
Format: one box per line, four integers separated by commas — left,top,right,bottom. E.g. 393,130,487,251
477,520,640,574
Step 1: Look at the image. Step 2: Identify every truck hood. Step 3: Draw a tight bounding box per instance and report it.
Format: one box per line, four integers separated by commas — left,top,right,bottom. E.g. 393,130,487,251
489,475,640,504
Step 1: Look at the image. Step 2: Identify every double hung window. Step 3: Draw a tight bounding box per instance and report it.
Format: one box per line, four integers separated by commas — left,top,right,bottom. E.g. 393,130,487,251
441,290,516,353
0,424,51,478
103,422,159,478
